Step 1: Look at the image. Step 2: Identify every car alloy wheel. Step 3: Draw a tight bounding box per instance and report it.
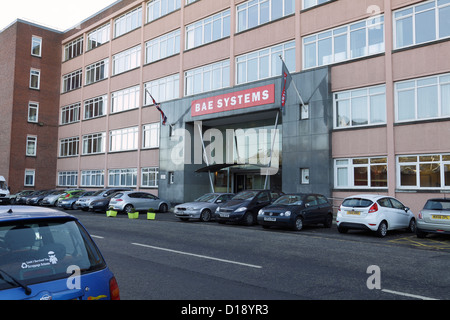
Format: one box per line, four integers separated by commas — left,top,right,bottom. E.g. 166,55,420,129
124,204,134,214
376,221,388,238
159,203,168,213
293,216,303,231
243,212,254,226
200,209,211,222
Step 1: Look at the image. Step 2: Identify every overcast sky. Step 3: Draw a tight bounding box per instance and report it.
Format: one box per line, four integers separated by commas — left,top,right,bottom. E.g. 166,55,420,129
1,0,118,32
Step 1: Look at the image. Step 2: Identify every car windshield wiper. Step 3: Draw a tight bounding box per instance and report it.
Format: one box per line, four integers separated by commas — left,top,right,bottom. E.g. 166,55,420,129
0,269,32,295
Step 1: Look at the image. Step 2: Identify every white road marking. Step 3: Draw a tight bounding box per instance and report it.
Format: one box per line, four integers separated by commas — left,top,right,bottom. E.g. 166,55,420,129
382,289,438,300
132,242,262,269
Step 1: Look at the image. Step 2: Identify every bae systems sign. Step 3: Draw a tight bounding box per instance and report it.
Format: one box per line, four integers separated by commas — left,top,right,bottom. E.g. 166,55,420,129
191,84,275,117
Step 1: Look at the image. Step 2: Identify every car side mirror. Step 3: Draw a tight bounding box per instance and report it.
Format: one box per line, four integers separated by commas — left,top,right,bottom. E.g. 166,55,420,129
404,207,410,212
216,199,222,203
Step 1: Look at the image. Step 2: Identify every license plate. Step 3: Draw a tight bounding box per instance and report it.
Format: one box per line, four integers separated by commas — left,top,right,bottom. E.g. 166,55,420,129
432,215,450,220
220,213,229,218
346,211,361,215
264,217,276,222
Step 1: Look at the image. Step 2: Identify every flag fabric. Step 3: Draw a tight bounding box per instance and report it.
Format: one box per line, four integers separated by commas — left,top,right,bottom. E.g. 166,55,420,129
147,91,168,125
280,59,292,109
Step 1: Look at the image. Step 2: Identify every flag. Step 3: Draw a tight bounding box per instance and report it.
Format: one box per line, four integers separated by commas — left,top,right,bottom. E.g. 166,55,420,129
280,59,292,109
147,91,168,126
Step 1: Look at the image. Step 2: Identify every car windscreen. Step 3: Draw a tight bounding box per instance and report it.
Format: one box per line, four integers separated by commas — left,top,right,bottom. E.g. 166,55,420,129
273,195,303,205
424,199,450,210
0,218,106,290
232,191,259,200
194,194,216,202
342,198,373,208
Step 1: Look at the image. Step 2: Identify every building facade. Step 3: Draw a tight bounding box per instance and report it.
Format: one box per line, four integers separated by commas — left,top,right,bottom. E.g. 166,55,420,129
1,0,450,214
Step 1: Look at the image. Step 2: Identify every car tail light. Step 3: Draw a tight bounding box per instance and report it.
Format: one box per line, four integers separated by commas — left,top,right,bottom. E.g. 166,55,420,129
369,203,378,213
65,194,70,198
109,277,120,300
418,212,423,220
115,198,123,201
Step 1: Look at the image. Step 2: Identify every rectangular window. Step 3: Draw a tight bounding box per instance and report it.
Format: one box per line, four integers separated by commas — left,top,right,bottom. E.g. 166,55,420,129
30,69,40,89
31,36,42,57
111,85,140,113
26,136,37,157
303,0,331,10
59,137,79,157
394,0,450,49
141,167,159,187
237,0,295,33
144,74,179,104
143,123,160,149
61,103,81,125
81,170,105,187
58,171,78,187
82,132,106,155
28,102,39,123
24,169,35,187
112,45,141,76
185,9,230,50
145,29,180,63
84,95,107,120
114,7,142,38
64,37,83,61
62,69,82,93
397,154,450,189
236,41,295,85
334,157,388,188
87,24,111,50
334,85,386,128
109,127,139,152
395,73,450,122
108,168,137,187
185,60,230,96
303,15,384,69
85,59,109,85
147,0,181,22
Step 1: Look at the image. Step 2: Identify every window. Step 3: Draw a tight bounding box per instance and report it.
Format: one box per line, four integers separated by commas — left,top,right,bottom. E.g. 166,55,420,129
87,24,110,50
335,157,388,188
237,0,295,33
186,0,199,4
82,133,106,155
334,85,386,128
114,7,142,38
85,59,108,85
61,103,81,125
84,95,107,120
186,9,230,50
144,74,179,104
303,0,331,9
109,127,139,152
62,70,82,93
24,169,35,187
30,69,40,90
394,0,450,49
395,73,450,122
28,102,39,123
397,154,450,189
108,168,137,187
58,171,78,187
303,15,384,69
147,0,181,22
143,123,160,149
59,137,79,157
141,167,159,187
111,85,140,113
81,170,105,187
185,60,230,96
112,45,141,75
64,37,83,61
236,41,295,85
145,29,180,63
300,168,310,184
31,36,42,57
26,136,37,156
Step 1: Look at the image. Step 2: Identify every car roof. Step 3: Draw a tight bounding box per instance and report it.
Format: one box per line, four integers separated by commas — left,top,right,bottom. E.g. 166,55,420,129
0,206,73,223
343,194,388,200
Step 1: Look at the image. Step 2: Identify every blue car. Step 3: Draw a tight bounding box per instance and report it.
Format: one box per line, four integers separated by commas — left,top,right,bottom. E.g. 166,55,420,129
0,206,119,300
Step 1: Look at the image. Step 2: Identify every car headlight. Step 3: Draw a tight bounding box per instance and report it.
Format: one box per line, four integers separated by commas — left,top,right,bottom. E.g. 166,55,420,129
235,207,247,213
284,211,291,217
215,207,220,212
186,207,195,211
258,209,264,215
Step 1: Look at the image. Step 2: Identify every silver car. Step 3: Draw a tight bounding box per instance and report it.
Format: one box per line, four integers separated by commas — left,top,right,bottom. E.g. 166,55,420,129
109,191,170,213
41,190,67,206
416,198,450,238
75,188,132,211
175,193,234,222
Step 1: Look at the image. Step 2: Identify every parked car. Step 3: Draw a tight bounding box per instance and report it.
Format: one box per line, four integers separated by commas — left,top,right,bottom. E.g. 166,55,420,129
257,193,333,231
0,206,119,300
75,188,132,211
26,190,58,206
416,198,450,238
174,193,234,222
215,189,283,226
57,191,95,210
15,190,47,205
9,190,34,205
89,192,121,213
336,194,416,237
109,191,170,213
41,190,67,206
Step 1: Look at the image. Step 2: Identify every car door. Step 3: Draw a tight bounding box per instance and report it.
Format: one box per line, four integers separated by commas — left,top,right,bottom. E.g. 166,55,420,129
141,193,159,211
389,198,410,228
316,195,331,219
303,195,320,223
253,191,271,212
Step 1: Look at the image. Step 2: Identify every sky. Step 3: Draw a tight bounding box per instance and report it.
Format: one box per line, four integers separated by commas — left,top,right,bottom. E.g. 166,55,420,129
1,0,119,32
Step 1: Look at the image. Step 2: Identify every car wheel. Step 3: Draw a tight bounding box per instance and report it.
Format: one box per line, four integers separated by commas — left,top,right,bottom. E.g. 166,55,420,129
324,213,333,228
376,221,388,238
159,203,168,213
292,216,303,231
337,225,348,234
243,212,255,226
407,218,416,233
200,209,212,222
71,202,78,210
124,204,134,214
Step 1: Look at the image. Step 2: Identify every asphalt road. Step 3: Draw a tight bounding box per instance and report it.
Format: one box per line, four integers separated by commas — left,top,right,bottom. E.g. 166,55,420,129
68,209,449,303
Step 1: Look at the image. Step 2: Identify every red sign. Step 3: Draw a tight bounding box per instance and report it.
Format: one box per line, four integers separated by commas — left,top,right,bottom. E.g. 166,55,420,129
191,84,275,117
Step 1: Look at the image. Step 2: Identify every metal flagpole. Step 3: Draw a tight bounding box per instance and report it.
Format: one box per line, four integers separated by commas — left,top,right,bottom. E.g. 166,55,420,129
279,55,306,108
197,123,215,193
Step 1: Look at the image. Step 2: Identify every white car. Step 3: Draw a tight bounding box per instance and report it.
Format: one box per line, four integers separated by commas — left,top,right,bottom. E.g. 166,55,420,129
336,194,416,237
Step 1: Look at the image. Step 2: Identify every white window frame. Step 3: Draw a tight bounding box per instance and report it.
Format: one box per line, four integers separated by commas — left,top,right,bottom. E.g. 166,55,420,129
334,157,388,189
28,102,39,123
108,168,137,187
30,69,40,90
82,132,106,155
24,169,36,187
26,136,37,157
114,7,142,38
84,95,107,120
112,45,141,76
87,23,111,50
147,0,181,23
58,171,78,187
144,74,179,105
64,37,83,61
59,137,79,158
145,29,180,63
111,85,140,113
61,103,81,125
62,69,82,93
85,58,109,85
141,167,159,188
81,170,105,187
31,36,42,57
109,127,139,152
185,9,230,50
185,60,230,96
302,0,331,10
143,123,160,149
